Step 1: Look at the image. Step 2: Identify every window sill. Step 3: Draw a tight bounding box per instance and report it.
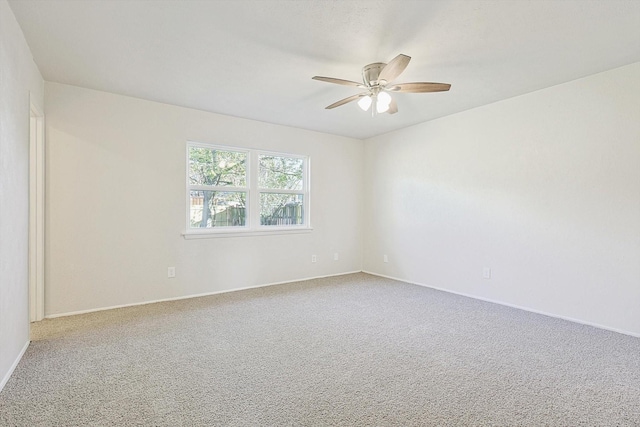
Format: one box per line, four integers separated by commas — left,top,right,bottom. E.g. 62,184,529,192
182,227,313,239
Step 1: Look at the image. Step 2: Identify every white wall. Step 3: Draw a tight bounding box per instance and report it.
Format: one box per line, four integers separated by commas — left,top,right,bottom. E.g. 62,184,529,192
363,63,640,336
44,82,363,316
0,0,44,389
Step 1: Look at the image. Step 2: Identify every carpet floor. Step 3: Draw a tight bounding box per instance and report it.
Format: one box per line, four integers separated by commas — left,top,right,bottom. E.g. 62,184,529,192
1,273,639,426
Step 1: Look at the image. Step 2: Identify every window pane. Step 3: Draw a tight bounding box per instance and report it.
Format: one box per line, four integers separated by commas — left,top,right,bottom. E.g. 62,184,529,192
190,191,246,228
189,147,247,187
260,193,303,226
259,155,303,190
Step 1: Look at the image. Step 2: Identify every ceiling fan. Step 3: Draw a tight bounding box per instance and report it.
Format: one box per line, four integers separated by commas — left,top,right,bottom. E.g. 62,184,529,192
312,54,451,115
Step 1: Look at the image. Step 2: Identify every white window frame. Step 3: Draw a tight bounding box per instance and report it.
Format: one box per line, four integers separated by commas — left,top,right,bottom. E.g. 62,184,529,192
184,141,311,238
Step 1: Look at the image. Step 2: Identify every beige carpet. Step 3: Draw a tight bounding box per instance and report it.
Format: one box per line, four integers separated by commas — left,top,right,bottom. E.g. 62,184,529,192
1,273,639,426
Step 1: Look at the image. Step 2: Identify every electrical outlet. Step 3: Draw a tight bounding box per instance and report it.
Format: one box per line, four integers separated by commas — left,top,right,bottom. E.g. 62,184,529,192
383,254,388,263
483,267,491,279
334,253,339,261
311,255,317,263
168,267,176,278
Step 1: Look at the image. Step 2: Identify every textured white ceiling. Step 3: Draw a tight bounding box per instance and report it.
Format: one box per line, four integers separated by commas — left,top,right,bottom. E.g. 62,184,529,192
9,0,640,139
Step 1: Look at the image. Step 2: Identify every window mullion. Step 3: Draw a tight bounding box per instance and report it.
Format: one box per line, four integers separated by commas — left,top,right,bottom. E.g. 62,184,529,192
257,188,303,195
249,150,259,229
189,185,248,192
304,156,310,227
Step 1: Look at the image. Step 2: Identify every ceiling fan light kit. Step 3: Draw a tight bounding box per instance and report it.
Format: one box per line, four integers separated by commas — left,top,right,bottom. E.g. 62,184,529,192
357,90,392,115
312,54,451,116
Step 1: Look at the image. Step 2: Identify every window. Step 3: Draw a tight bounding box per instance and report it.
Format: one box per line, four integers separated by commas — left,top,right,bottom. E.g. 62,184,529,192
188,145,248,228
186,142,309,236
259,155,305,226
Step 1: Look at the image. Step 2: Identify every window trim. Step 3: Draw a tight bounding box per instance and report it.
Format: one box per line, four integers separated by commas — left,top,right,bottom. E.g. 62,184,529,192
184,141,311,238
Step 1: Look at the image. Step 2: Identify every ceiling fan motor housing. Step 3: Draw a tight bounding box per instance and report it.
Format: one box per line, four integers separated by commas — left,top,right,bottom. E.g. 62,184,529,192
362,62,386,87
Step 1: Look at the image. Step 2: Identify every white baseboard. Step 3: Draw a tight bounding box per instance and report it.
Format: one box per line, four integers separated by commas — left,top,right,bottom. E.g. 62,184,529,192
45,270,362,319
42,269,639,339
363,270,640,339
0,341,30,393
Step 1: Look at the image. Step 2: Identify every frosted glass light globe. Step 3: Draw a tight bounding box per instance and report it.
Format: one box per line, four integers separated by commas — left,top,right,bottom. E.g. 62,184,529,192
358,95,372,111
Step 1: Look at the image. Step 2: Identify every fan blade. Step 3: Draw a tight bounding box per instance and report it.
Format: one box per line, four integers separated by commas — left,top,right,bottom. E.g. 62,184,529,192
325,93,368,109
386,82,451,93
387,98,398,114
312,76,365,87
378,54,411,84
